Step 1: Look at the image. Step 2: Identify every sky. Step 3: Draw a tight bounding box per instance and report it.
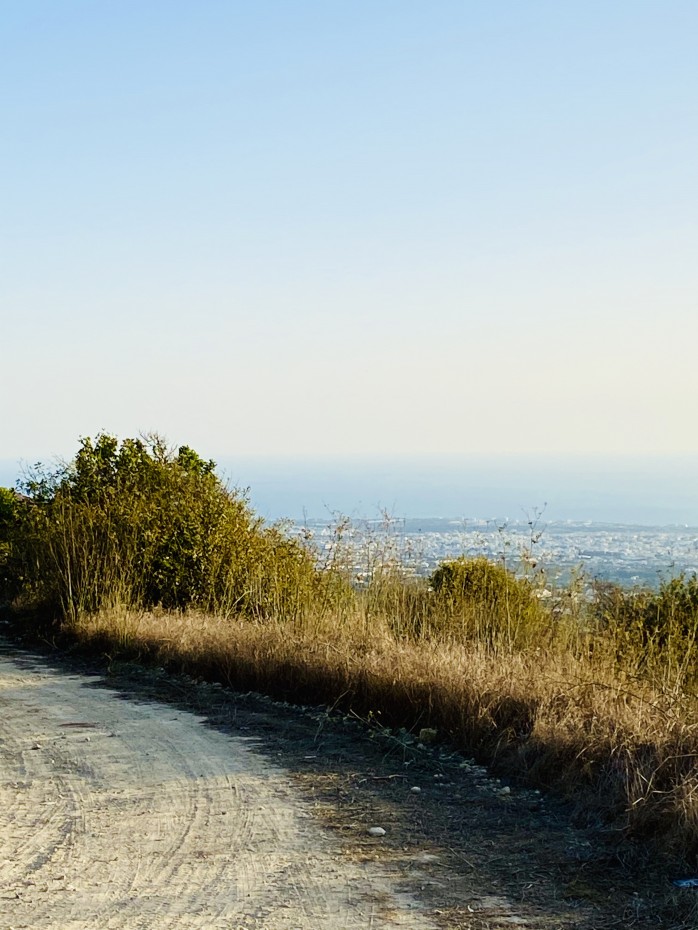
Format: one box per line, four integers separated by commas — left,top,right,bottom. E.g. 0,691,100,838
1,2,697,518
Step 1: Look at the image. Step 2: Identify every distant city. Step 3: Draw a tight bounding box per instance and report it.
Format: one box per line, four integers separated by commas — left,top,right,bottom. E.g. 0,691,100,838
294,517,698,588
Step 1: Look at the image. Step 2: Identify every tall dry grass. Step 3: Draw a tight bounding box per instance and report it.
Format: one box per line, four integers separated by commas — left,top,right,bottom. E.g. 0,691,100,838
65,580,698,864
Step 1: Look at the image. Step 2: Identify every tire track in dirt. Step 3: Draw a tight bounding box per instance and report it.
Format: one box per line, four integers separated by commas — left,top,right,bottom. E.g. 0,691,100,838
0,649,436,929
1,643,684,930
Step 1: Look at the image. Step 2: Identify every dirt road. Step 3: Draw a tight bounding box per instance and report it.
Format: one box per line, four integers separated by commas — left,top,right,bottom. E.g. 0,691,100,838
0,643,682,929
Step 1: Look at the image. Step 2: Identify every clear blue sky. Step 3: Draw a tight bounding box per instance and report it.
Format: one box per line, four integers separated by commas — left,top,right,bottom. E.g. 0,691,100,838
2,1,697,469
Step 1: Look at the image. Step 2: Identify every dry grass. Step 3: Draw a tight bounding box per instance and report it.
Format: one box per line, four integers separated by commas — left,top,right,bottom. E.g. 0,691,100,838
65,599,698,864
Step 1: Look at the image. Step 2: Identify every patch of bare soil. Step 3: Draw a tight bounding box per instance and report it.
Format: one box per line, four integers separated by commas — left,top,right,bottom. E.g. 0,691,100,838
0,641,691,929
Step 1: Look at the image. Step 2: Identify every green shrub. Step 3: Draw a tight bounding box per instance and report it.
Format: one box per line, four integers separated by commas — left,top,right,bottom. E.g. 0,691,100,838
428,556,547,648
3,434,317,622
0,486,15,561
593,575,698,677
0,487,20,602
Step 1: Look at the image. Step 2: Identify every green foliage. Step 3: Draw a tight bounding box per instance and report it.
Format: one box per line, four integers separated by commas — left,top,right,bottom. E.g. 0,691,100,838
0,487,20,601
0,487,16,549
428,556,547,648
0,487,44,606
3,434,317,622
593,575,698,675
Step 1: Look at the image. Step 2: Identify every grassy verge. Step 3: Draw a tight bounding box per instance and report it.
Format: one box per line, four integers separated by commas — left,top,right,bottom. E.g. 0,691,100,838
61,596,698,865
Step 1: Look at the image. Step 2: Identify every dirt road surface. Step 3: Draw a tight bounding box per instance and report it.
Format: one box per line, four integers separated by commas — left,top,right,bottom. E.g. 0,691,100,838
0,643,684,929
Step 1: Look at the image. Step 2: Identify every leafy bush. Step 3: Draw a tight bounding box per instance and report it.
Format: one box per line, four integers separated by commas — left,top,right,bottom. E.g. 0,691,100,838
593,575,698,676
428,556,547,648
0,487,22,603
1,434,317,622
0,486,15,566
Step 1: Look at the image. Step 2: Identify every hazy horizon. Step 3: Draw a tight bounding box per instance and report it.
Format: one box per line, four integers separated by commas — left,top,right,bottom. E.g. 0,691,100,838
226,455,698,525
3,452,697,527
